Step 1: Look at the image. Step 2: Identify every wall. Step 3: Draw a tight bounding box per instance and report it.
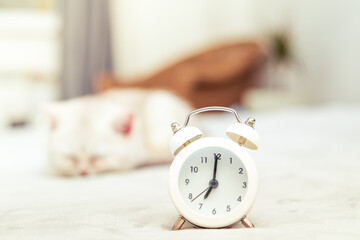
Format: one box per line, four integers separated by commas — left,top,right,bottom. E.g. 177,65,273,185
110,0,257,80
110,0,360,103
254,0,360,103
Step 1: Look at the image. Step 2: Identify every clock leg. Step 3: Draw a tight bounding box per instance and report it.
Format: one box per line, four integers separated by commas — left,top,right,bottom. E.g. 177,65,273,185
171,216,186,230
240,216,255,228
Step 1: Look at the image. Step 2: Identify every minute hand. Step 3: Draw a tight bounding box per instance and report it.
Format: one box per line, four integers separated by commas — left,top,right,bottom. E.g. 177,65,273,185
204,153,220,199
212,153,219,180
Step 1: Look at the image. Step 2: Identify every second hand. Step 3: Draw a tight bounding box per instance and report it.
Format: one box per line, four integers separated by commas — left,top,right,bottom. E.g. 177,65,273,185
191,187,210,202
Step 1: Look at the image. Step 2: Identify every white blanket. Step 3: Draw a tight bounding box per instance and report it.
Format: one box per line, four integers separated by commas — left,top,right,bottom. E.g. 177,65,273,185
1,105,359,239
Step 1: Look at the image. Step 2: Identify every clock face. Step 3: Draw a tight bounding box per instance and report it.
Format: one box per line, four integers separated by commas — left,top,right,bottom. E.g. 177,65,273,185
178,146,248,217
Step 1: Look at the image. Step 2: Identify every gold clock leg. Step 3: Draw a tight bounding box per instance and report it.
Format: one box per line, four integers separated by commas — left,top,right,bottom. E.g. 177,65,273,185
240,216,255,228
171,216,186,230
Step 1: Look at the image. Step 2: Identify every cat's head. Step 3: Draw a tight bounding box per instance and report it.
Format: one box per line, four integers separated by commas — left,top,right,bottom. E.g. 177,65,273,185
45,98,144,176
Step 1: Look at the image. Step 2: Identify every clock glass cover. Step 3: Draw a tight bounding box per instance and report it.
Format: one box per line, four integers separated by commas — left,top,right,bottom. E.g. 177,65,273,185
178,147,248,217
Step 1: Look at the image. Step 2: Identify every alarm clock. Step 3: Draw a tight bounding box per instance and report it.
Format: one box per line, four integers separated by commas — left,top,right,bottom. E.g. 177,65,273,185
168,106,259,230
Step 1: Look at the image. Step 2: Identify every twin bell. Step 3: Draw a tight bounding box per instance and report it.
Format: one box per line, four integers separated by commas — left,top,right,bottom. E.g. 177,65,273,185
169,114,259,156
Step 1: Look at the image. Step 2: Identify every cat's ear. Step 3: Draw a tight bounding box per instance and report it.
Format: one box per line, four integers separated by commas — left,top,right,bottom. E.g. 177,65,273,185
112,113,134,136
43,103,61,131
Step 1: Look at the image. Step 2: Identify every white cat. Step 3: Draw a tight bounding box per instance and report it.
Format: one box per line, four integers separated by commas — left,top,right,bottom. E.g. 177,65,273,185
46,89,194,176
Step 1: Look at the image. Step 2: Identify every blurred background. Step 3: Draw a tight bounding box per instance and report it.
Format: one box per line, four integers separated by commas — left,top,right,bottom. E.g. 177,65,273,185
1,1,360,237
0,0,359,130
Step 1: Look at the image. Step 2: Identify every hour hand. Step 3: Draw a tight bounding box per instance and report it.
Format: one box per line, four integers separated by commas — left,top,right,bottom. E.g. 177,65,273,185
204,178,218,199
204,186,213,199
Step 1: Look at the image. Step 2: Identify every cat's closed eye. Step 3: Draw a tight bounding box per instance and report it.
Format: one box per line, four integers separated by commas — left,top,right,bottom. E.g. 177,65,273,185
89,155,101,167
67,155,78,166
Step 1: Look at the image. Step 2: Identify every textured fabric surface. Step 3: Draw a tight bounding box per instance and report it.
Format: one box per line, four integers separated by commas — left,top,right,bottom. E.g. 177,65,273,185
1,105,359,239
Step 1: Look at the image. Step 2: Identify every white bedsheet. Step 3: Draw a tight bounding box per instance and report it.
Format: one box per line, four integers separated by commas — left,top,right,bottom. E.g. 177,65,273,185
1,105,359,239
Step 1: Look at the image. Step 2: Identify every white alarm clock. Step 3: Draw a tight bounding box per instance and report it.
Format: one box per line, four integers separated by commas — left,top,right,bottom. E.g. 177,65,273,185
168,106,259,230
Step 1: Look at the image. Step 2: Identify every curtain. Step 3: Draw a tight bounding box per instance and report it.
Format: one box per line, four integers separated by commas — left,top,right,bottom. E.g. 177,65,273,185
60,0,113,99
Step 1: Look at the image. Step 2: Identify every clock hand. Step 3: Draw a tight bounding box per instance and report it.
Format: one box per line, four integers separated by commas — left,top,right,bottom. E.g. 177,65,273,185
204,153,221,199
204,186,213,199
212,153,219,180
191,186,210,202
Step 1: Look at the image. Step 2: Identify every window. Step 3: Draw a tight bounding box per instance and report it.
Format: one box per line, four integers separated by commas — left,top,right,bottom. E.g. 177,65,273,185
0,0,59,128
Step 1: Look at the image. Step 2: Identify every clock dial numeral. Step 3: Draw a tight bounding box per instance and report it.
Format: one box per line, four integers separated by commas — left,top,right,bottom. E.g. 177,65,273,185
179,148,249,217
188,193,193,199
226,205,231,212
212,208,216,215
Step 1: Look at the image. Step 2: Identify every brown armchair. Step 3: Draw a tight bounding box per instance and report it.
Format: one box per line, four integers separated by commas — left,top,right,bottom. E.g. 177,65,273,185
96,42,266,108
